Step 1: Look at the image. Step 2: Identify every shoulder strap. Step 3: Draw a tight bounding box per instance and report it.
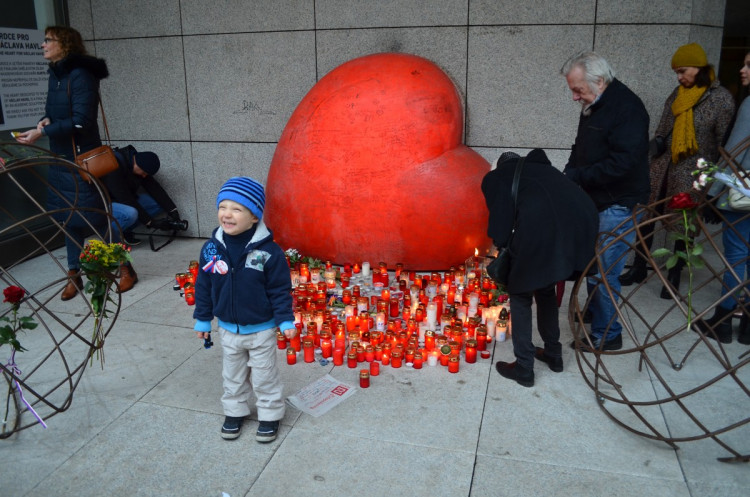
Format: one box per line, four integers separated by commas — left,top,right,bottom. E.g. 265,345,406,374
67,79,111,160
505,156,526,245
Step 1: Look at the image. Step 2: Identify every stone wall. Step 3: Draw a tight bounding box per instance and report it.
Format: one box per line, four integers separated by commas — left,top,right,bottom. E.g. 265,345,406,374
68,0,725,237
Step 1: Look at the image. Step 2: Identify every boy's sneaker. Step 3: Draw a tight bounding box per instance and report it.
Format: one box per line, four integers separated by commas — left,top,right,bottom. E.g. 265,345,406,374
256,420,279,443
221,416,244,440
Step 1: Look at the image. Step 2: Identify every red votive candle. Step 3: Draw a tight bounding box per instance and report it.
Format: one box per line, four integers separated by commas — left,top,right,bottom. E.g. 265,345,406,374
381,350,391,366
391,350,403,368
303,338,315,363
476,329,487,351
286,347,297,365
480,350,491,359
276,331,287,350
321,338,332,358
465,339,477,363
365,345,375,362
332,348,344,366
448,356,460,373
360,370,370,388
289,333,301,352
347,351,358,368
370,361,380,376
413,351,423,369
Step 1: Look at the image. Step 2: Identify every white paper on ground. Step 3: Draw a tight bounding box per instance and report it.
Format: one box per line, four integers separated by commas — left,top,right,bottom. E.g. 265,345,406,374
286,374,356,417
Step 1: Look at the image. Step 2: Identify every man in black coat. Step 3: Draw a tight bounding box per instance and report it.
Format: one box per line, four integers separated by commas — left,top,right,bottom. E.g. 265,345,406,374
103,145,181,245
482,149,599,387
561,51,650,352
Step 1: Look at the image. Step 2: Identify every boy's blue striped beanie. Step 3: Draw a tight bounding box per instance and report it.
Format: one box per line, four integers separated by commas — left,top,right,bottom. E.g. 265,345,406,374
216,177,265,219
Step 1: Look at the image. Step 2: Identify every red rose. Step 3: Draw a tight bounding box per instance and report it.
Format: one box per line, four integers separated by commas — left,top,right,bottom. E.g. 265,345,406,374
668,192,698,210
3,285,25,304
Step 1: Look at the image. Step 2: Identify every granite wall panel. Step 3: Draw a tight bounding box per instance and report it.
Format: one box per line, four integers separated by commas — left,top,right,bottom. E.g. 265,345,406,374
315,0,468,29
179,0,314,35
96,37,190,142
466,25,592,149
183,31,317,142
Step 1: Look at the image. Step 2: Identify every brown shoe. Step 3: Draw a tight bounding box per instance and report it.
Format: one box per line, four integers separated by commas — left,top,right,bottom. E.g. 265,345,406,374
117,263,138,293
61,269,83,301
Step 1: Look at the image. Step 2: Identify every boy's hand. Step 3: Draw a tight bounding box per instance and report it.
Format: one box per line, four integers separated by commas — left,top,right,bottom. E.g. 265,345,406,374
283,328,297,340
195,331,210,339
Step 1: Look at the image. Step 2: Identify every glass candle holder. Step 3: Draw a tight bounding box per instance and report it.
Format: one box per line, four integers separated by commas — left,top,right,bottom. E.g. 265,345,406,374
359,369,370,388
448,356,460,373
286,347,297,365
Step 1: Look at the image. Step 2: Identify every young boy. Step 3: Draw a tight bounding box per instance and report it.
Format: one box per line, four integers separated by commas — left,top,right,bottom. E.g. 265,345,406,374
193,177,296,441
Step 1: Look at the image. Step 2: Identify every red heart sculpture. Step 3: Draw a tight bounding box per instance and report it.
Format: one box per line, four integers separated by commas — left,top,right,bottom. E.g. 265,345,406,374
266,53,491,270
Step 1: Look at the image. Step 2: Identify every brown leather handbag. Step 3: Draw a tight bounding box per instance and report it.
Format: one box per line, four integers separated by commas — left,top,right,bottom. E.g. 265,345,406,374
69,84,119,183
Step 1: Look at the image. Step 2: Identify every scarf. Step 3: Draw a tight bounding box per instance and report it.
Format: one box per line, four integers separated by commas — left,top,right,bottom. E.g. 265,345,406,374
670,84,707,163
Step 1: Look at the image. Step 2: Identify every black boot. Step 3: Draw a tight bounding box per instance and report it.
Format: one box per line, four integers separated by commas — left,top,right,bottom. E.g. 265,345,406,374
660,241,685,299
695,305,734,344
619,255,648,286
738,313,750,345
660,265,682,300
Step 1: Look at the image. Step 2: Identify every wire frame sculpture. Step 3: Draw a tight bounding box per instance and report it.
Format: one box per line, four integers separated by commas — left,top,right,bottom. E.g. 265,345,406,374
0,142,121,438
569,139,750,463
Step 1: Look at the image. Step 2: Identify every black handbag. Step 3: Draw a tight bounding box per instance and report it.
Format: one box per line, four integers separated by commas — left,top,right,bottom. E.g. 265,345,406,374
486,156,525,287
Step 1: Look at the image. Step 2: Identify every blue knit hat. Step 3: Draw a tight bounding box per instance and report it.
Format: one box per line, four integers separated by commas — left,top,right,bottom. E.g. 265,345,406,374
216,177,265,220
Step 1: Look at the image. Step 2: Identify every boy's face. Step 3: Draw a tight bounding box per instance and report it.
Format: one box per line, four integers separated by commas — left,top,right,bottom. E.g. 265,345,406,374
218,199,258,235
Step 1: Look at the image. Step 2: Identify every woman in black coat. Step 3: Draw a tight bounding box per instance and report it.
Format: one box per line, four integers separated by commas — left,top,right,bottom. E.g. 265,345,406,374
481,149,598,387
15,26,136,299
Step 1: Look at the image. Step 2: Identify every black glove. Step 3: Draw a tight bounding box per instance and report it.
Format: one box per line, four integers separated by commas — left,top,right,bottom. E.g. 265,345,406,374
701,197,723,225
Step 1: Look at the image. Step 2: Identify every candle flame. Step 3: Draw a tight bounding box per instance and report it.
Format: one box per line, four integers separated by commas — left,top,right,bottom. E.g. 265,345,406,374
474,248,479,256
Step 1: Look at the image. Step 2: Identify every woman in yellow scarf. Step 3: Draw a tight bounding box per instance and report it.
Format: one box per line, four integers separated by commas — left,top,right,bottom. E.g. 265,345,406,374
619,43,735,298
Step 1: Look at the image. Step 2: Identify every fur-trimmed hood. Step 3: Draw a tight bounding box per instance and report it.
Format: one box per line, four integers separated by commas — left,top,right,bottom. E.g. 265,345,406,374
49,53,109,80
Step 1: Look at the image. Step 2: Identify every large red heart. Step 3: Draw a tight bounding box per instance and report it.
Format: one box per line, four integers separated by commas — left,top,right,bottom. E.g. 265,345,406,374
266,53,491,270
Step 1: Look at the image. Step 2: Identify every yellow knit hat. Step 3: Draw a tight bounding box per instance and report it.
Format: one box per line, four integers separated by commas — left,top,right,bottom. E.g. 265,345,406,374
671,43,708,68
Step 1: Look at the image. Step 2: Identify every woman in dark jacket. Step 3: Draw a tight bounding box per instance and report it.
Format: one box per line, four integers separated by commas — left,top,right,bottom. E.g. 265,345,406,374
15,26,137,299
482,149,598,387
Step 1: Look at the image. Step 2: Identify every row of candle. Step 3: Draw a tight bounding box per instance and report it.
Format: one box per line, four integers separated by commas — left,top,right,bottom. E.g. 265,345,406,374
174,260,200,305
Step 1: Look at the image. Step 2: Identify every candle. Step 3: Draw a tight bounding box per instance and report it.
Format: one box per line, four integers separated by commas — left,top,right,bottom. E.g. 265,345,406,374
286,347,297,365
426,302,438,330
476,329,487,351
424,330,436,351
370,361,380,376
381,349,391,366
321,338,333,358
404,348,415,363
333,347,345,366
439,344,451,366
427,351,438,367
365,345,375,362
176,272,188,289
465,339,477,363
391,350,403,368
289,332,301,352
276,331,287,350
303,337,315,363
347,351,358,368
360,369,370,388
413,351,423,369
448,356,460,373
362,261,371,277
184,287,195,306
188,260,199,279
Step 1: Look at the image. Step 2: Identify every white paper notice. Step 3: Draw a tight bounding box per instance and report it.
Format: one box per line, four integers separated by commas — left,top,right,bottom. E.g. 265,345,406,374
286,374,356,417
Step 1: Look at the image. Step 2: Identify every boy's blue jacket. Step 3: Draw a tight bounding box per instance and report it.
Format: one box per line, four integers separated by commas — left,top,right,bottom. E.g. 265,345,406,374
192,220,294,334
